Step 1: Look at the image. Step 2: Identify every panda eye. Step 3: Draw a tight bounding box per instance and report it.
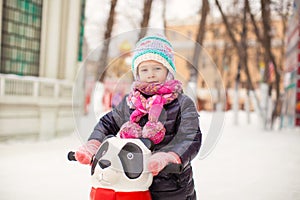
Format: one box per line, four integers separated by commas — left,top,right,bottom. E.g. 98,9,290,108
127,152,134,160
118,142,143,179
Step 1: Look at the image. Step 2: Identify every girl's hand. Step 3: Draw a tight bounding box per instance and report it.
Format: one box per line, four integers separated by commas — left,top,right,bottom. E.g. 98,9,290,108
147,151,181,176
75,139,101,165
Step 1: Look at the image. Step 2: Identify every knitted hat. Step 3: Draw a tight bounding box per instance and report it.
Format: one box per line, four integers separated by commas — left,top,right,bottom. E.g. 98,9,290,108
132,34,176,79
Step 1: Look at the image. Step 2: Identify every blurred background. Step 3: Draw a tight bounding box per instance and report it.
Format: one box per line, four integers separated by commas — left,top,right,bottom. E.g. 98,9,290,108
0,0,299,141
1,1,300,200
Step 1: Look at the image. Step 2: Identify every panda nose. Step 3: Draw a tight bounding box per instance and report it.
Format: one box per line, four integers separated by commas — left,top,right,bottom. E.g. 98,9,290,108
98,159,111,169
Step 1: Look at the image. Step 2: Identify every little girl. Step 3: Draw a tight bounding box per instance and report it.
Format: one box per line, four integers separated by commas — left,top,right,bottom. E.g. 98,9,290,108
75,34,202,200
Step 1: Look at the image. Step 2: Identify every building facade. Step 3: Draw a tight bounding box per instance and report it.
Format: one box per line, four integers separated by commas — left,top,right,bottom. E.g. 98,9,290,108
0,0,85,140
282,0,300,128
166,15,285,110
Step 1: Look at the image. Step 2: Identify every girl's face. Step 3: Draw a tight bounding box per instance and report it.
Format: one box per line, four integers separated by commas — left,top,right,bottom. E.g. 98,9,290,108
137,60,168,83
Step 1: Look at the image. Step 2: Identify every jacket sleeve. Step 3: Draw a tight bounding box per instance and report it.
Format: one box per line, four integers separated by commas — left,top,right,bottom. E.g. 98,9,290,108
88,96,129,142
168,95,202,168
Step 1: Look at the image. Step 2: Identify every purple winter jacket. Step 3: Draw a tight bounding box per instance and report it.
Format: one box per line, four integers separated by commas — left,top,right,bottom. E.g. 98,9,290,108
89,93,202,200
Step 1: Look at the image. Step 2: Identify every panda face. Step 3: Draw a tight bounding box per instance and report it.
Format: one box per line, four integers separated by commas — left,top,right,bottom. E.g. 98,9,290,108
91,137,153,192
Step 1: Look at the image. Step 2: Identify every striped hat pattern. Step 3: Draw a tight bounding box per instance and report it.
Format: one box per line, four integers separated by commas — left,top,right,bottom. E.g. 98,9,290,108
132,34,176,79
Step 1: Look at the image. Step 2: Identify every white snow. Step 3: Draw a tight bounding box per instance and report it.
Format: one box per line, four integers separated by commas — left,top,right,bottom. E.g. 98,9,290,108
0,111,300,200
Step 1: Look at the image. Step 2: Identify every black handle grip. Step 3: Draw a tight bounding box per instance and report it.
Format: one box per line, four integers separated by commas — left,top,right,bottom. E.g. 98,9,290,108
68,151,77,161
162,163,183,174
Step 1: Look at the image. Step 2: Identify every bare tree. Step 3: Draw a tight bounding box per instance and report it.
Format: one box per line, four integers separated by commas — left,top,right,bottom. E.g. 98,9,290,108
162,0,167,34
192,0,210,81
186,0,209,102
215,0,264,117
98,0,118,82
270,0,292,127
261,0,275,82
273,0,293,75
246,0,291,128
139,0,153,39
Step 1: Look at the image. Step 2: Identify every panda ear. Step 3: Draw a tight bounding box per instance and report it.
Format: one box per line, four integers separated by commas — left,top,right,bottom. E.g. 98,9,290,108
103,135,115,142
139,138,154,150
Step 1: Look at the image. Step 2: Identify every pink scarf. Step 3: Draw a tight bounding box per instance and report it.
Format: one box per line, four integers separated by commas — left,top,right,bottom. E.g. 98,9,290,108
119,80,182,144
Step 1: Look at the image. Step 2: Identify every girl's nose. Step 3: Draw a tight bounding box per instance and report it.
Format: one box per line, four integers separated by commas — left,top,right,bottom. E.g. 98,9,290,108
148,70,155,78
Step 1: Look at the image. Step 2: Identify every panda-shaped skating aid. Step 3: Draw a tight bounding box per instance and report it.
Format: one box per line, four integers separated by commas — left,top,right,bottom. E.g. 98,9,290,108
90,136,153,200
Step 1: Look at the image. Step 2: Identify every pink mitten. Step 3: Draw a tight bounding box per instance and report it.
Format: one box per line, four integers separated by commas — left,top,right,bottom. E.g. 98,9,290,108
75,139,101,165
119,121,142,139
142,121,165,144
147,152,181,176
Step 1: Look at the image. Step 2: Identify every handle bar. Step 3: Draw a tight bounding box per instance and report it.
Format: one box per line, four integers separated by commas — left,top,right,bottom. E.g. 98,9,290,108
67,151,182,173
67,151,76,161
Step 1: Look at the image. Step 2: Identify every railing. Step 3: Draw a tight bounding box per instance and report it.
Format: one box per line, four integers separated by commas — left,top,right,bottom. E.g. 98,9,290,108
0,74,73,99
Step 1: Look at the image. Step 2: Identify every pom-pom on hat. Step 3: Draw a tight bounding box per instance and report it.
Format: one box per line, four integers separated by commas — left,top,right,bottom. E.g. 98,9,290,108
132,34,176,79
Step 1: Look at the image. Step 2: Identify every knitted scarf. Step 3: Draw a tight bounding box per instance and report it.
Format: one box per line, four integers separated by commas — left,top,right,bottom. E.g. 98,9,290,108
119,80,182,144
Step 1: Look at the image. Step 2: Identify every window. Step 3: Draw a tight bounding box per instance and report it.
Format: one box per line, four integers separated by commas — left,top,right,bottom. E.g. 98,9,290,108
1,0,43,76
